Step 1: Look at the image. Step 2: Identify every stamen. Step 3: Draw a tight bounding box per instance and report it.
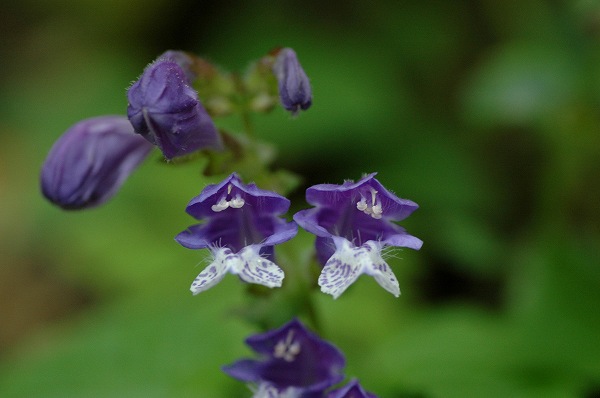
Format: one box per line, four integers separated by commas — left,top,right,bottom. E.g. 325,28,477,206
227,184,233,195
211,197,230,212
370,188,378,206
357,189,383,218
273,330,301,362
229,195,245,208
356,197,367,211
371,202,383,219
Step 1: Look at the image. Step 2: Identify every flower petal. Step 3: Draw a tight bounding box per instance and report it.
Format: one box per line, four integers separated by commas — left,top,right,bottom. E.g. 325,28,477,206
189,247,234,295
318,238,401,298
235,246,285,288
328,379,378,398
362,243,400,297
186,173,291,220
222,359,263,382
318,238,365,299
262,220,298,246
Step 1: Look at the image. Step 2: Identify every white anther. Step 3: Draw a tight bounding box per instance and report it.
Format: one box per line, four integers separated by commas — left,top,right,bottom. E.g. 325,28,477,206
274,330,301,362
356,197,368,211
227,184,233,195
211,198,230,212
371,203,383,217
229,195,245,208
357,189,384,218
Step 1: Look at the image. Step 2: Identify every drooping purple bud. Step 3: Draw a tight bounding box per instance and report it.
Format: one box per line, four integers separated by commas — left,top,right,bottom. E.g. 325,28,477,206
40,115,153,210
272,48,312,115
127,59,222,159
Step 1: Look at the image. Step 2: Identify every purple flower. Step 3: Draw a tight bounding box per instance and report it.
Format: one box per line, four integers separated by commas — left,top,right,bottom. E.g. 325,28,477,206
175,173,297,294
293,173,423,299
273,48,312,115
223,319,345,397
327,380,377,398
127,58,222,159
40,115,153,210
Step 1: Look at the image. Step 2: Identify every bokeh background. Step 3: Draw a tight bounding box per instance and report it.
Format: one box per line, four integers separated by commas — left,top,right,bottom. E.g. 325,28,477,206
1,1,600,397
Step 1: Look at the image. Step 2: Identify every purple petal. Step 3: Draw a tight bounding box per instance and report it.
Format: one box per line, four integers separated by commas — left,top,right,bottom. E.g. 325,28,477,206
222,359,263,383
176,211,296,253
185,173,291,220
305,173,419,222
328,379,378,398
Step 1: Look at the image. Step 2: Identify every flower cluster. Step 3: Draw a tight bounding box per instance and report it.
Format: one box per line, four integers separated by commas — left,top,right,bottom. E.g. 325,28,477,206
224,319,376,398
40,48,312,209
176,173,421,298
40,46,421,397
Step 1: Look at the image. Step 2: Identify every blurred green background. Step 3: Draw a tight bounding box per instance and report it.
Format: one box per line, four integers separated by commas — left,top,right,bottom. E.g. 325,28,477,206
1,1,600,397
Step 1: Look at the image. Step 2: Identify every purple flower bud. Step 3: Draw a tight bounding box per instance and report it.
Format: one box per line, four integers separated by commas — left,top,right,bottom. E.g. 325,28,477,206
40,115,153,210
294,173,422,298
127,59,222,159
175,173,297,294
223,319,346,397
157,50,196,83
328,380,378,398
273,48,312,115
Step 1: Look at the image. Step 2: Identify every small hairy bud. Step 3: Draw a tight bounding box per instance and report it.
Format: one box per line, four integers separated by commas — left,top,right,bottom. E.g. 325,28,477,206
127,59,222,159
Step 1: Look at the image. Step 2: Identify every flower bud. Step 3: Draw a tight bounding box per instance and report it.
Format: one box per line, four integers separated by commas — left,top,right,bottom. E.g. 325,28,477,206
272,48,312,115
127,59,223,159
40,115,153,210
157,50,196,83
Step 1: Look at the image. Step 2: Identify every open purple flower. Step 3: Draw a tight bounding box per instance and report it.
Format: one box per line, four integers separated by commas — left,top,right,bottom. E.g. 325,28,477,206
223,319,345,397
272,48,312,115
40,115,153,210
327,380,377,398
175,173,297,294
127,58,222,159
294,173,423,299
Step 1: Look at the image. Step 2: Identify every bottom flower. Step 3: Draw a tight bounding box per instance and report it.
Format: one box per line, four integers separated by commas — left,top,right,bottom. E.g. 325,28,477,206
223,319,345,398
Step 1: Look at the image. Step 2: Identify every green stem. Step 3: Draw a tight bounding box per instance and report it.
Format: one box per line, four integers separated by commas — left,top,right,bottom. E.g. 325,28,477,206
232,72,255,138
241,108,255,138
